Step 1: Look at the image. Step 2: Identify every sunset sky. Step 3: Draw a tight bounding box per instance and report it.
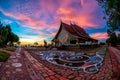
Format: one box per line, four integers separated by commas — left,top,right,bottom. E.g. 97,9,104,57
0,0,108,45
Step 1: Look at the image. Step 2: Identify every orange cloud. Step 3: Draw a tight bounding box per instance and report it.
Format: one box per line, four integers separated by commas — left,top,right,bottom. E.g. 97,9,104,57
90,32,108,40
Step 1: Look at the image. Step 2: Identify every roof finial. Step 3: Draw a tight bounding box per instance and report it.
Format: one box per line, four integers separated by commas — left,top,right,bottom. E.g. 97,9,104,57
70,20,71,25
60,18,63,23
70,20,73,25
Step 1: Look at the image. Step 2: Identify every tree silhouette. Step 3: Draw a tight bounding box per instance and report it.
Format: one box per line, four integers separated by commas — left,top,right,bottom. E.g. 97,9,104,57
0,21,19,46
97,0,120,31
34,42,38,46
106,32,117,46
117,34,120,45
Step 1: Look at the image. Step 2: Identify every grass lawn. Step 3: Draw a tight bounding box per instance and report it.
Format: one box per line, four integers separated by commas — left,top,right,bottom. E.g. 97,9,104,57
4,47,16,52
0,51,10,62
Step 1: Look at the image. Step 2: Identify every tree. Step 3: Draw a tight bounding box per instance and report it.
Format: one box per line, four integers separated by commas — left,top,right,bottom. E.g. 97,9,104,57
98,0,120,46
0,22,3,45
8,32,19,45
34,42,38,46
106,38,110,45
17,41,21,45
97,0,120,31
106,32,117,46
0,26,9,45
44,40,47,47
117,34,120,44
0,21,19,46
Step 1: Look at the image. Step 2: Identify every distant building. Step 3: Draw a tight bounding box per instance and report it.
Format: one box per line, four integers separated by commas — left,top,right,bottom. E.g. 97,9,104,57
53,22,98,47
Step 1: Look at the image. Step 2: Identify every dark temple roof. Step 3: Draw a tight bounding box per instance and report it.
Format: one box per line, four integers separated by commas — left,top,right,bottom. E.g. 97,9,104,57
54,22,97,41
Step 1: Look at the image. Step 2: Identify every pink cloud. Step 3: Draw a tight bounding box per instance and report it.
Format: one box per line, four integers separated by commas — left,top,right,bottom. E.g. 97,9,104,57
38,32,56,37
53,0,105,29
57,14,99,28
21,0,104,30
0,8,48,30
116,31,120,36
57,8,73,15
90,32,108,40
0,0,106,39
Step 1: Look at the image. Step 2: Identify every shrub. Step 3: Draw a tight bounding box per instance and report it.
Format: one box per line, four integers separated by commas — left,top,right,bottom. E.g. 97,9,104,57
0,51,10,62
4,47,16,52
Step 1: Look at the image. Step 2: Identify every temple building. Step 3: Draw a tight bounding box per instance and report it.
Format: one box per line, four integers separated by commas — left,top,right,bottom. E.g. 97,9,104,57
53,22,98,47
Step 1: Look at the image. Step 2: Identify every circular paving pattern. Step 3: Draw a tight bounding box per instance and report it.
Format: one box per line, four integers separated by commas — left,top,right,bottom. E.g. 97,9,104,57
6,71,11,74
59,55,89,63
12,63,22,67
16,68,22,72
10,56,16,59
12,71,16,74
12,59,18,62
16,53,21,58
36,51,103,74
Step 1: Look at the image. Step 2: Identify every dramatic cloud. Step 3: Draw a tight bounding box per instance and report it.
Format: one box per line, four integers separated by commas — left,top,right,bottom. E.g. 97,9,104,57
90,32,108,40
0,8,48,30
0,0,105,29
38,32,56,37
0,0,107,43
55,0,105,29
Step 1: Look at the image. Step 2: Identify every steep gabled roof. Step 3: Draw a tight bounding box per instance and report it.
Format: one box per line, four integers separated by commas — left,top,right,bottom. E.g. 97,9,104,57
62,22,90,39
54,22,97,41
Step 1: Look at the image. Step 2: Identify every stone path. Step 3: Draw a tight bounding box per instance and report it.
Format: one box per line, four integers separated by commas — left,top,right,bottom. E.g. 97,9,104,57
24,51,68,80
108,47,120,80
0,47,31,80
109,47,120,63
0,46,117,80
29,47,113,80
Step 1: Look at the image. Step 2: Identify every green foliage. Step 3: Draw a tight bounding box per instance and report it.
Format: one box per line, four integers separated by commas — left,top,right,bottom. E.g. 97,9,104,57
117,34,120,44
0,22,19,46
106,32,118,46
97,0,120,31
34,42,38,46
0,51,10,62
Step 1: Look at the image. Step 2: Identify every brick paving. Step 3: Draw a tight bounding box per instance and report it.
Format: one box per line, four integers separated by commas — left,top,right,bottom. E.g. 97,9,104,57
24,51,68,80
29,48,113,80
108,47,120,80
0,47,31,80
1,46,119,80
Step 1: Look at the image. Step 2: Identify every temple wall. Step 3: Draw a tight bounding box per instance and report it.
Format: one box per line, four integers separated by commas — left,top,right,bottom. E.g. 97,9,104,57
57,26,69,45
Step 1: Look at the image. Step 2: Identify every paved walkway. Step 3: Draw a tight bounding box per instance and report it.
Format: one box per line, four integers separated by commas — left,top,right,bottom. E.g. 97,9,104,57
109,47,120,63
24,51,68,80
29,48,113,80
108,47,120,80
0,47,31,80
0,47,116,80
